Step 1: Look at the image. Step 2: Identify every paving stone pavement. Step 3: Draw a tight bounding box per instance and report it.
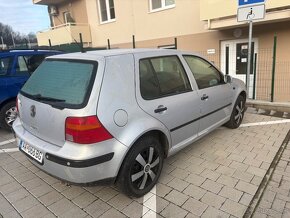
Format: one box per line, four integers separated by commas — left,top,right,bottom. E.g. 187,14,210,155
0,112,290,218
253,131,290,218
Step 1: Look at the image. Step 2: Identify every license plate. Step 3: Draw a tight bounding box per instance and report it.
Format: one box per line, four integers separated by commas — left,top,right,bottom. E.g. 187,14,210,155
20,140,43,164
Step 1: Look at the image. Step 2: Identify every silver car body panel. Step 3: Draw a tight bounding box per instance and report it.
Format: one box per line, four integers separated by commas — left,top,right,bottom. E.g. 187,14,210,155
13,49,246,184
13,118,128,183
97,53,171,149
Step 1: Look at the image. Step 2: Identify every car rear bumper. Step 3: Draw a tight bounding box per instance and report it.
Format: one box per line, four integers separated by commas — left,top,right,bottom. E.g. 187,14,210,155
13,117,128,184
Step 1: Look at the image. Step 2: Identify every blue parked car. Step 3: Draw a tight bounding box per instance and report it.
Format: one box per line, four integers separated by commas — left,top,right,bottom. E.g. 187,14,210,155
0,49,62,130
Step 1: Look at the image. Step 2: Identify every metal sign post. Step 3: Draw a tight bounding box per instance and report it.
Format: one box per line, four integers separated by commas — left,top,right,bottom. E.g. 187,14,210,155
237,0,266,98
246,20,253,94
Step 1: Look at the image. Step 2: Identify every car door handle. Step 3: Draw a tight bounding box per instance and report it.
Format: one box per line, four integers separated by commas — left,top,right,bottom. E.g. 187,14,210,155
201,94,209,101
154,106,167,113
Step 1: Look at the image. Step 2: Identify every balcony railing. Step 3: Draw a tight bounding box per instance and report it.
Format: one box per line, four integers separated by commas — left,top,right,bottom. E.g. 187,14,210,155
33,0,68,5
36,23,92,46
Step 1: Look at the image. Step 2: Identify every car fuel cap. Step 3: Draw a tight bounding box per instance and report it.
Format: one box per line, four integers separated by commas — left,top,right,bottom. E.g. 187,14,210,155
114,109,128,127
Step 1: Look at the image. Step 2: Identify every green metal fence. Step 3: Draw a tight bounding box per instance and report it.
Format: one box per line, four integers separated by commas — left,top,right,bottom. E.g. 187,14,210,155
23,34,289,102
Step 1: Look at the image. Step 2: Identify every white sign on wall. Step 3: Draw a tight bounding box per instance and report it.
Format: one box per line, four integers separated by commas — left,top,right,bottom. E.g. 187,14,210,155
207,49,216,54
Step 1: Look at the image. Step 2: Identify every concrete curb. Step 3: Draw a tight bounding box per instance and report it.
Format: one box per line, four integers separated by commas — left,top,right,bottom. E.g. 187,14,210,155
246,100,290,113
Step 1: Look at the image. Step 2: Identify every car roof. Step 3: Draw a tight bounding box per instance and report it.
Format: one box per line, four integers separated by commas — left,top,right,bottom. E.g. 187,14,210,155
0,49,61,56
47,48,201,60
84,48,179,56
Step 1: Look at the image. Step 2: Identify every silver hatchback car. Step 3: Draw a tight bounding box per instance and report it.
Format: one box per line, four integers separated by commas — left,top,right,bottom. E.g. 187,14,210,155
13,49,246,197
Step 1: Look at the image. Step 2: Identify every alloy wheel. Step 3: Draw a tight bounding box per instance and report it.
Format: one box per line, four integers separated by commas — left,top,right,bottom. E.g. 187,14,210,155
130,146,160,190
234,100,244,124
5,106,17,127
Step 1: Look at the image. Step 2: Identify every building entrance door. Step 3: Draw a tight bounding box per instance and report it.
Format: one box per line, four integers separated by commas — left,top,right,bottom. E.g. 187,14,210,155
221,39,258,98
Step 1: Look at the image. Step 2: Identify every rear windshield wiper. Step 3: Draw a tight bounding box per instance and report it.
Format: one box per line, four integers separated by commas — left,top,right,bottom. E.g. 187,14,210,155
31,94,66,102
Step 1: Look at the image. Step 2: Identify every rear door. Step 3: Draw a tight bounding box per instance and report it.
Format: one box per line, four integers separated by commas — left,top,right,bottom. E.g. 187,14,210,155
183,55,233,134
135,54,201,147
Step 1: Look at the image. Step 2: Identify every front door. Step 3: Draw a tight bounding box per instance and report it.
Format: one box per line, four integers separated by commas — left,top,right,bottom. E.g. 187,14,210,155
221,39,258,98
183,55,233,134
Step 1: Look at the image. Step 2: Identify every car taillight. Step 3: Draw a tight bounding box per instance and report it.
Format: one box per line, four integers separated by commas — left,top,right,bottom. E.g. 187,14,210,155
65,116,113,144
16,96,19,113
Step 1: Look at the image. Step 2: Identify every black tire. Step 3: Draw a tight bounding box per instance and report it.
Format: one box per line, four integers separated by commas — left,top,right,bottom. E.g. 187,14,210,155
0,101,17,130
117,136,164,197
225,95,246,129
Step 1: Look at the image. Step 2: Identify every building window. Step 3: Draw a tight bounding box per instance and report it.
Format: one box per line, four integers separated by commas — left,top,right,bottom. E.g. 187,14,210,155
150,0,175,12
98,0,115,23
63,11,75,24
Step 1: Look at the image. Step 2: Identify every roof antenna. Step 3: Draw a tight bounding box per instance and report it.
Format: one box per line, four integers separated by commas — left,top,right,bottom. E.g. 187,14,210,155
79,33,84,53
49,39,52,50
132,35,136,49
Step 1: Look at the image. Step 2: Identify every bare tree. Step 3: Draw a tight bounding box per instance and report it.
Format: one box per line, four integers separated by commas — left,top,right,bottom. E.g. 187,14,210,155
0,22,37,47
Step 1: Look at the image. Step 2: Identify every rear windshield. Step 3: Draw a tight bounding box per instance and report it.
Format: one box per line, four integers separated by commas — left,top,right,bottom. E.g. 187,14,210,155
21,59,97,109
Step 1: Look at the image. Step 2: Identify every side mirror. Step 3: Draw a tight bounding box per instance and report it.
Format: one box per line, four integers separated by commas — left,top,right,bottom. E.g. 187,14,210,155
224,75,232,83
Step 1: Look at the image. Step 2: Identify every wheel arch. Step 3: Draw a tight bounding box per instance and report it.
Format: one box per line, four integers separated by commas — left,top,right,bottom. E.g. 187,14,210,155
135,130,170,158
115,129,170,184
231,90,247,116
0,98,16,110
239,91,247,100
123,129,170,163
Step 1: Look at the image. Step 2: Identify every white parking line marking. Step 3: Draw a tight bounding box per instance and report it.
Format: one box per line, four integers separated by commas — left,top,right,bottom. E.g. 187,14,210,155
240,119,290,127
0,148,19,153
0,138,16,146
142,185,156,218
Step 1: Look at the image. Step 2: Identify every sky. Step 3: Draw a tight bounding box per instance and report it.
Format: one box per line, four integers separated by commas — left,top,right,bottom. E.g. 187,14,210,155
0,0,50,34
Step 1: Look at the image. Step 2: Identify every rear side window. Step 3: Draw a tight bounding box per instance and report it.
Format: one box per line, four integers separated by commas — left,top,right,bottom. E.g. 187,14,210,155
21,60,97,108
0,57,13,76
16,56,29,74
139,56,191,100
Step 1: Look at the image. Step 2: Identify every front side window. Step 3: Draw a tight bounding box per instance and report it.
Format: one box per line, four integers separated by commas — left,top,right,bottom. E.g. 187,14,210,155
150,0,175,11
0,57,13,76
184,55,225,90
27,54,47,72
140,56,191,100
21,60,97,108
98,0,115,23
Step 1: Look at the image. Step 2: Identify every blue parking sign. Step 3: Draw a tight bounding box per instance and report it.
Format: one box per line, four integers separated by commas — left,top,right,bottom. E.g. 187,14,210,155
239,0,265,6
